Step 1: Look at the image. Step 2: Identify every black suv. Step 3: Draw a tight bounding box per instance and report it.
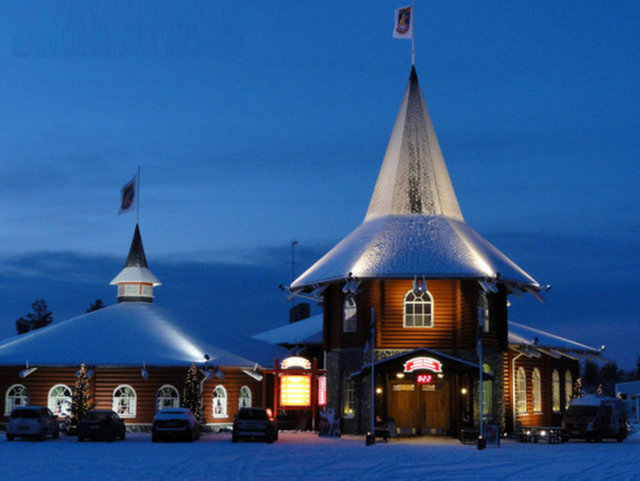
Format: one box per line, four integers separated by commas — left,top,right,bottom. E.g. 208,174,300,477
232,407,278,443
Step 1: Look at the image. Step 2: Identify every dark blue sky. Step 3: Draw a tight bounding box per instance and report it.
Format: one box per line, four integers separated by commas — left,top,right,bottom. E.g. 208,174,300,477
0,1,638,369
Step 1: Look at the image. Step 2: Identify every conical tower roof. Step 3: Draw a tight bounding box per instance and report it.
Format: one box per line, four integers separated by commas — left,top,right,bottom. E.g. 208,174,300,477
366,67,463,221
291,67,539,292
110,224,161,302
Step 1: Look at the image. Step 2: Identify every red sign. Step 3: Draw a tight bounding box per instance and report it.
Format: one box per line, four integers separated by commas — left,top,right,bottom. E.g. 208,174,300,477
403,357,443,373
416,374,433,384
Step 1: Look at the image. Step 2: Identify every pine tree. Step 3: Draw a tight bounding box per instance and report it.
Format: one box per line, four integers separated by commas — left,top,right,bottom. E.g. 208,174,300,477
15,299,53,335
572,377,584,399
183,363,203,423
70,363,91,430
86,299,105,312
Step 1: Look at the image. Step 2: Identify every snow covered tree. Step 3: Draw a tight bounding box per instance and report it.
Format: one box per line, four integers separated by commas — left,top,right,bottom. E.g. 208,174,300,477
572,377,584,399
70,363,91,429
183,363,203,423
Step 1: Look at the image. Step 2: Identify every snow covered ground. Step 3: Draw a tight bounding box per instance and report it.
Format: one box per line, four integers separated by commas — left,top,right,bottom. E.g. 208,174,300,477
0,429,637,481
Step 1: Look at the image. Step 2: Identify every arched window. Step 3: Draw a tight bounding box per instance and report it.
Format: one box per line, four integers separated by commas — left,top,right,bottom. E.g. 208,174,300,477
48,384,72,417
343,294,357,333
552,370,561,412
478,293,490,332
532,369,542,413
403,289,433,328
212,385,227,418
156,385,180,411
516,367,527,413
343,377,355,418
564,370,573,409
238,386,252,409
482,364,493,417
112,385,137,418
5,384,29,415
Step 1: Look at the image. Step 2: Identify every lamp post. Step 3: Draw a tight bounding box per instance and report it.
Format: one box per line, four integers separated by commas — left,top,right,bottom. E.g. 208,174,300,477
477,292,487,450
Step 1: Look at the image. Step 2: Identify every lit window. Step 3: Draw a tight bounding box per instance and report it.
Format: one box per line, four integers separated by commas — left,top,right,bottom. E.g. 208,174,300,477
564,371,573,409
516,368,527,413
478,293,489,332
343,294,357,333
532,369,542,413
212,385,227,418
48,384,72,417
552,370,560,412
343,377,355,418
112,385,137,418
403,289,433,328
238,386,252,409
482,364,493,416
156,385,180,411
5,384,29,415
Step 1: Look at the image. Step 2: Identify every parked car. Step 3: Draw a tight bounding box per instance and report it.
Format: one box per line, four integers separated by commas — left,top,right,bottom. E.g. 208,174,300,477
6,406,59,441
77,410,126,442
152,408,200,442
232,407,278,443
563,394,628,442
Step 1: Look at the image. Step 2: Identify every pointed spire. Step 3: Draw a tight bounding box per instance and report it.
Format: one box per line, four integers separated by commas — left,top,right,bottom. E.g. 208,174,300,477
365,66,464,221
110,224,161,303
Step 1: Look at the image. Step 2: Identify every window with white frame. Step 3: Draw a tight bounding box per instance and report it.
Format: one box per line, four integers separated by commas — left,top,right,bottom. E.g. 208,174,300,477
112,385,137,418
403,289,433,328
48,384,72,417
5,384,29,415
564,370,573,409
156,385,180,411
516,367,527,413
238,386,252,409
212,385,227,418
482,364,493,416
343,376,355,418
552,370,561,412
532,369,542,413
343,294,357,333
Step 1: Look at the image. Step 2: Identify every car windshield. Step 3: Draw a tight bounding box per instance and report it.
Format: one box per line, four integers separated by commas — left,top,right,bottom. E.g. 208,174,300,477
84,412,110,421
566,406,599,417
237,409,268,421
10,409,39,419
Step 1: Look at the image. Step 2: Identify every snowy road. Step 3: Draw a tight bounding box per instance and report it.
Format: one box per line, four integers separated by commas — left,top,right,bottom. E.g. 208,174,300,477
0,431,637,481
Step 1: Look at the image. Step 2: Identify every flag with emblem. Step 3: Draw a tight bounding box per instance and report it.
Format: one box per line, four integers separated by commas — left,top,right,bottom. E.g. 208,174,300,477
118,175,137,215
393,5,413,39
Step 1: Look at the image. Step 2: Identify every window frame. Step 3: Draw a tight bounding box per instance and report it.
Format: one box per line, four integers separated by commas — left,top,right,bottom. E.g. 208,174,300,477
48,384,72,417
564,370,573,409
343,377,355,419
156,384,180,412
482,363,493,416
551,369,561,412
238,386,252,409
343,293,357,333
532,368,542,413
5,384,29,415
403,289,434,328
516,367,527,414
212,385,227,418
112,384,137,418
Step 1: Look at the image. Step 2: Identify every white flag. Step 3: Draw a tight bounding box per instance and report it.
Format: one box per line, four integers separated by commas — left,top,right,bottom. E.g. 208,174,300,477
393,5,413,40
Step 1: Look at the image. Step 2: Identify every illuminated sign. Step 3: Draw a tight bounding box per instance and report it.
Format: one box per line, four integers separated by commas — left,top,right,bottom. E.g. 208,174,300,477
403,357,443,373
280,375,311,407
281,356,311,370
416,374,433,384
318,376,327,406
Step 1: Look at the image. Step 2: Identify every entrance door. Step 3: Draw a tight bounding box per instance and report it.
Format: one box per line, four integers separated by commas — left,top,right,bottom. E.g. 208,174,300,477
388,380,450,435
420,384,449,435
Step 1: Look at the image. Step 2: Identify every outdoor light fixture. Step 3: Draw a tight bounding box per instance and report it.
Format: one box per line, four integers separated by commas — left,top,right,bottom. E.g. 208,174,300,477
396,372,405,379
19,361,38,378
437,373,444,379
376,387,383,394
141,362,148,379
461,387,468,395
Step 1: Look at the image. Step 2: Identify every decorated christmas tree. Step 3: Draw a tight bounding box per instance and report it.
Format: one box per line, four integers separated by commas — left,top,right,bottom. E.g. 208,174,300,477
572,377,584,399
70,363,91,431
596,384,604,395
183,363,203,423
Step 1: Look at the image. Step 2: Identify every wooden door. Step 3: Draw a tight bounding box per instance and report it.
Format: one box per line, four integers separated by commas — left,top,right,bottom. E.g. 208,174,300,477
419,383,449,435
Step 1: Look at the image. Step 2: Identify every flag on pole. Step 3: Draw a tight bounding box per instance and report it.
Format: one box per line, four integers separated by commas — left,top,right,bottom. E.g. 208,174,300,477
118,175,137,215
393,5,413,39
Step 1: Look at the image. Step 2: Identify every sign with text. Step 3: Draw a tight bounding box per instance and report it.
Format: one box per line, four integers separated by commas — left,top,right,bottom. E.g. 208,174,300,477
318,375,327,406
403,357,443,373
416,374,433,384
280,356,311,370
280,375,311,407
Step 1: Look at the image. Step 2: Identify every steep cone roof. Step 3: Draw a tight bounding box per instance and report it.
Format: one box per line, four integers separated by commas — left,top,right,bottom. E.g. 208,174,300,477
110,224,161,287
292,67,539,291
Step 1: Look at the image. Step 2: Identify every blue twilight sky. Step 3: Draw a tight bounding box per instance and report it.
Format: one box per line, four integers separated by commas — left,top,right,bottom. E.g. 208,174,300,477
0,1,638,369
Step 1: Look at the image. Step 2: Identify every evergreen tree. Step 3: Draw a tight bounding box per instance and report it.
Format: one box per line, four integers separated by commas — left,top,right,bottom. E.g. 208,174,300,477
183,363,203,423
572,377,584,399
70,363,91,430
583,360,600,391
86,299,105,313
15,299,53,334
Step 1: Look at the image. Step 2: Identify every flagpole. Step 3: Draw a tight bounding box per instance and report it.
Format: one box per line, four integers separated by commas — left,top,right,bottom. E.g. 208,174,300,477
411,2,415,65
136,166,140,225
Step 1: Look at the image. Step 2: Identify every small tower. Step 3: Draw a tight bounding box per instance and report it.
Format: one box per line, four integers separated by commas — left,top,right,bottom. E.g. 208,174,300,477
110,224,161,303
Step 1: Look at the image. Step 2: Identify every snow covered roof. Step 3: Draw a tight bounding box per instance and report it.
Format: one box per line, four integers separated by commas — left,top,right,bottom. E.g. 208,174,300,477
0,302,285,368
253,314,323,346
291,67,538,292
509,320,605,361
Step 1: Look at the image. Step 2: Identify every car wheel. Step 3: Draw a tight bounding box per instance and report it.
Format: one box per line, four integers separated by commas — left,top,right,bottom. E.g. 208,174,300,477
40,429,47,441
152,432,158,443
78,436,84,442
267,432,275,444
6,433,14,441
120,430,126,441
